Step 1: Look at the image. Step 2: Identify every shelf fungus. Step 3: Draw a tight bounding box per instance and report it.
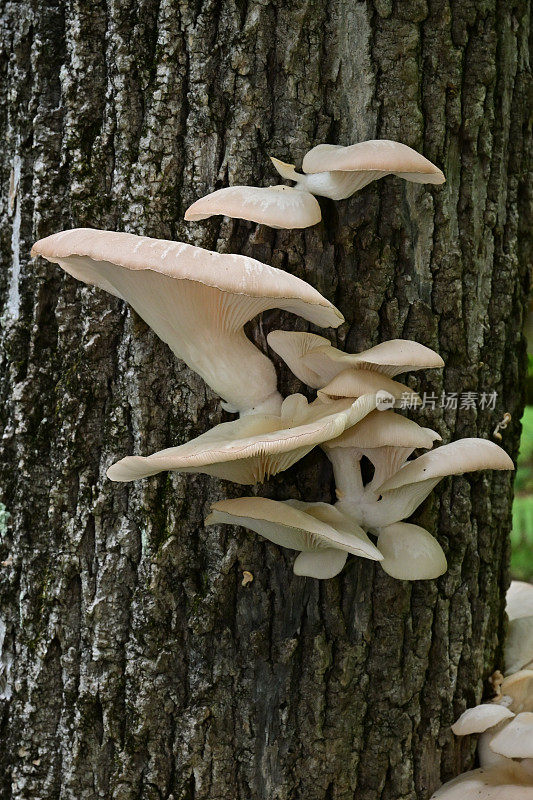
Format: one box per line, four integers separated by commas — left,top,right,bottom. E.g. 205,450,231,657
185,185,321,229
107,393,377,486
31,228,342,417
271,139,445,201
267,331,444,389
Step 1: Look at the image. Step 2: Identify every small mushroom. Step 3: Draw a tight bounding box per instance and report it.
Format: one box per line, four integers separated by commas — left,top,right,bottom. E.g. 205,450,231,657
205,496,382,579
317,368,421,407
451,705,515,736
430,764,533,799
267,330,444,388
271,140,444,201
376,522,447,580
107,393,377,486
184,185,322,229
32,229,343,416
490,713,533,759
324,409,441,495
374,439,514,527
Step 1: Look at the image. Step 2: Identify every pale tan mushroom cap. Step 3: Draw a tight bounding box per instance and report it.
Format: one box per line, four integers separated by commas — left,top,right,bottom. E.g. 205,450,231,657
500,671,533,713
205,497,382,560
302,140,445,184
507,582,533,621
376,522,447,580
430,764,533,799
325,409,440,451
267,330,444,387
184,185,322,229
451,704,515,736
490,713,533,759
31,229,340,325
32,229,343,414
379,439,514,493
318,369,421,405
107,393,377,485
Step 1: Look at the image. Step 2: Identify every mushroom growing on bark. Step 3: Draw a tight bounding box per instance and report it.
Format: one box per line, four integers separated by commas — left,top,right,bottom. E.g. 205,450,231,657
267,330,444,389
31,228,342,416
205,497,382,579
271,139,445,201
107,393,377,485
506,581,533,675
185,185,321,229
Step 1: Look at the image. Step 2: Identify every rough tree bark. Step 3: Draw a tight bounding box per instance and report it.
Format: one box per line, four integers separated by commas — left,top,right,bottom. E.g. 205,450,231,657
0,1,531,799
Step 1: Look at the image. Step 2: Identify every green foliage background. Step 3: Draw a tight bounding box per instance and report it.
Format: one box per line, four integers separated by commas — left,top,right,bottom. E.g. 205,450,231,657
512,357,533,580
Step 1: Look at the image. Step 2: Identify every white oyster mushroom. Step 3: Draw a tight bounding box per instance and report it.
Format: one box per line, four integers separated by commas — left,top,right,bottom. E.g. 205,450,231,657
185,185,321,229
430,763,533,799
270,140,445,201
107,393,377,486
267,330,443,388
205,497,382,579
32,228,342,416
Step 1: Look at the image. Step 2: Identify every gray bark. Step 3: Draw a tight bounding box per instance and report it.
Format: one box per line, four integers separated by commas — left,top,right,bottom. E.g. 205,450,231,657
0,1,531,798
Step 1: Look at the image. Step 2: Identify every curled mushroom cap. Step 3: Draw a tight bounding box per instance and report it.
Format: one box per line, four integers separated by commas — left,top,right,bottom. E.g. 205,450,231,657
107,393,377,485
271,140,445,201
490,713,533,759
376,522,447,580
267,330,443,388
205,496,382,579
184,185,322,229
430,764,533,799
32,229,342,416
451,705,515,736
318,368,420,406
374,439,514,526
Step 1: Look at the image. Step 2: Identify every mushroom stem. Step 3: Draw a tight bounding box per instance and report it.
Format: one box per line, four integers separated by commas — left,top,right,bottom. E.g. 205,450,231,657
324,446,365,503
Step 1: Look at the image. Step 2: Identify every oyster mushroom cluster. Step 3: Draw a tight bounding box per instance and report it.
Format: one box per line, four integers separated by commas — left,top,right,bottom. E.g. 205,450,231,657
33,175,512,581
432,582,533,799
185,139,445,229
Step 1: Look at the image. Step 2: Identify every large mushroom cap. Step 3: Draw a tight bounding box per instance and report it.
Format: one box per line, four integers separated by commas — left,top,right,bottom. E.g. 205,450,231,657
490,713,533,759
32,229,343,415
205,496,382,578
376,522,447,580
318,368,420,406
430,764,533,799
184,185,322,229
301,140,445,185
107,393,377,485
267,330,444,388
451,704,515,736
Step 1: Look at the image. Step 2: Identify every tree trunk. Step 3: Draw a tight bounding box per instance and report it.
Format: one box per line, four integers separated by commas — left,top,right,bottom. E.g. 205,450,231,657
0,1,531,798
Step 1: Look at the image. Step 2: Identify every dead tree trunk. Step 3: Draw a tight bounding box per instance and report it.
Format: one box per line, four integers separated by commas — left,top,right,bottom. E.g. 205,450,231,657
0,1,531,798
